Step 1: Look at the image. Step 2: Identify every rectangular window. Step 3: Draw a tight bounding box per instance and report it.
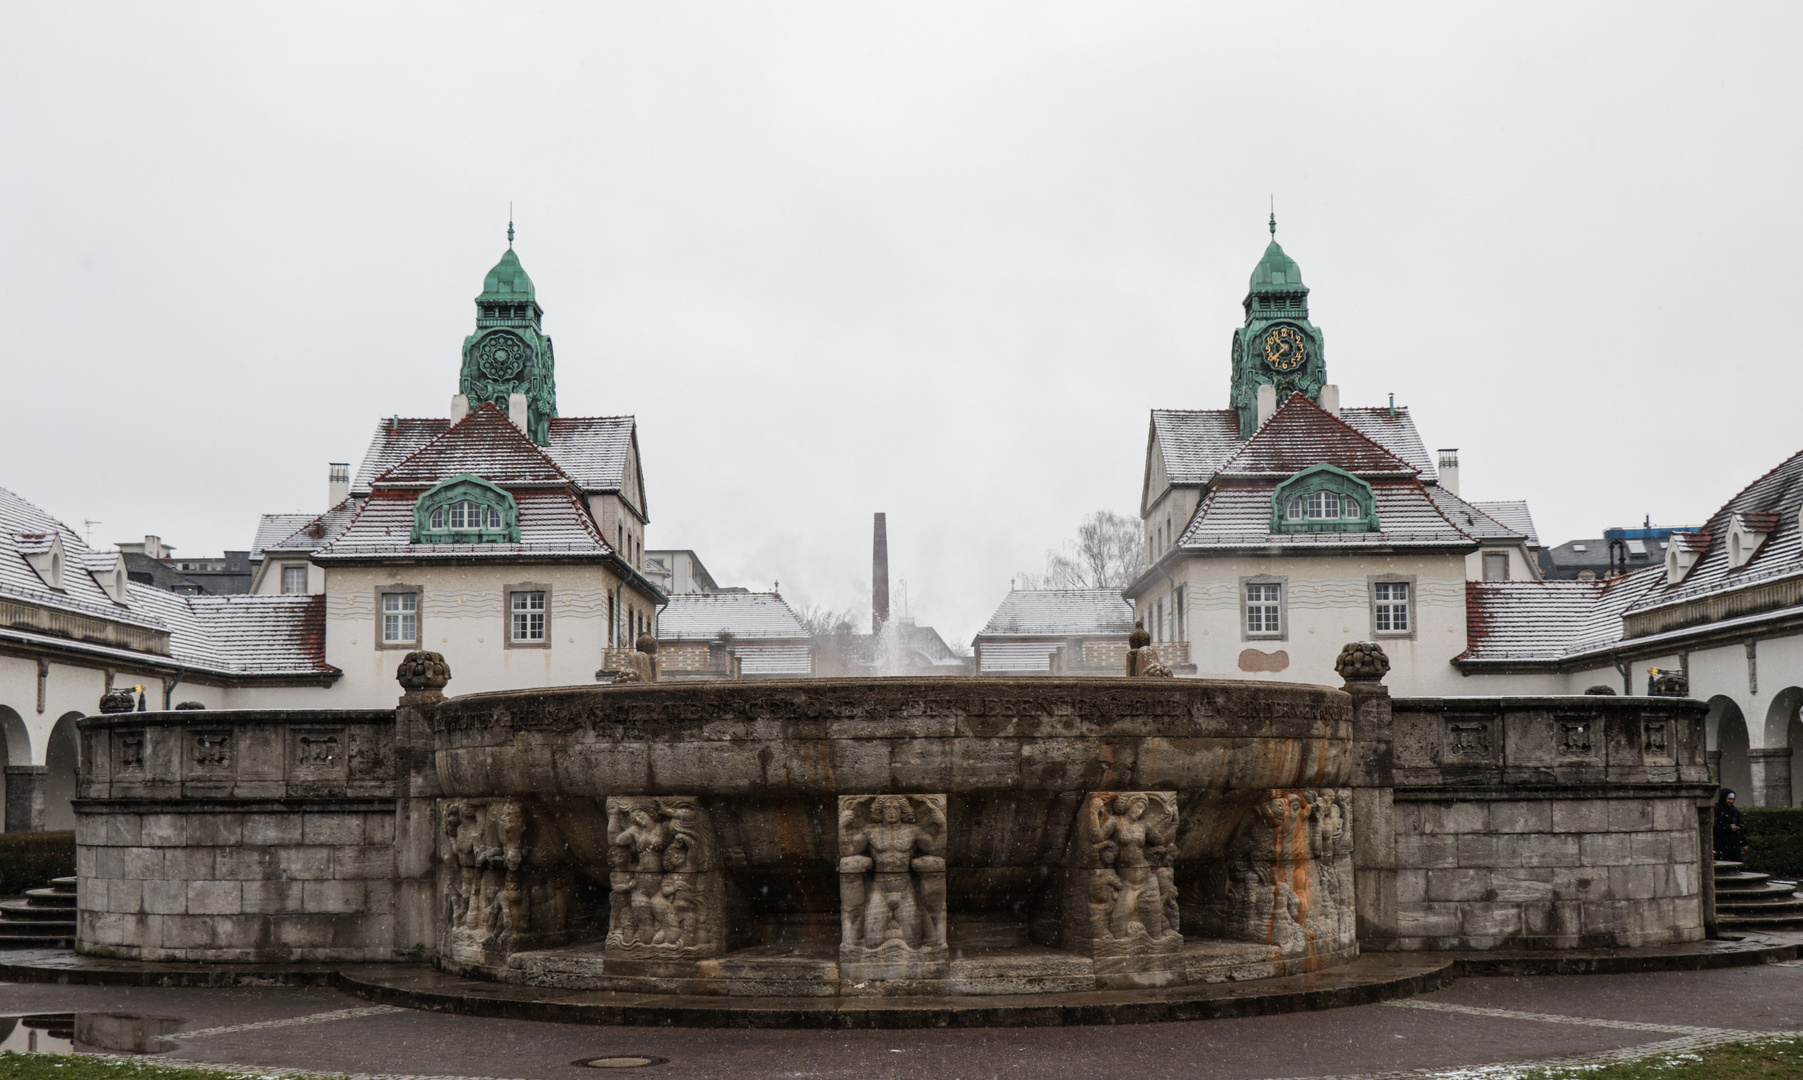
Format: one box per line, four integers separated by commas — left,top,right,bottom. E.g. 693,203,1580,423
382,591,417,644
1483,552,1509,581
511,590,546,642
280,566,307,594
1374,581,1411,632
1246,583,1282,636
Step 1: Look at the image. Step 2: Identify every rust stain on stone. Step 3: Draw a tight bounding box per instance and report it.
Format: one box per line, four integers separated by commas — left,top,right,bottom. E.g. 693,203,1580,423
1262,789,1317,966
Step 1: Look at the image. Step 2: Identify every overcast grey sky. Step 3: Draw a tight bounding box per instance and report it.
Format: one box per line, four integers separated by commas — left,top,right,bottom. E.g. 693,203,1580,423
2,3,1798,647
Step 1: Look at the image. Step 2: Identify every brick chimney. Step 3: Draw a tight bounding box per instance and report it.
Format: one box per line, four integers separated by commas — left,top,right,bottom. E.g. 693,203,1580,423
873,513,890,634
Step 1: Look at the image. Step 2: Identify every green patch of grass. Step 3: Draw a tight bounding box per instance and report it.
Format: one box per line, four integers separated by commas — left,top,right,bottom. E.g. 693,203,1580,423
0,1052,329,1080
1512,1036,1803,1079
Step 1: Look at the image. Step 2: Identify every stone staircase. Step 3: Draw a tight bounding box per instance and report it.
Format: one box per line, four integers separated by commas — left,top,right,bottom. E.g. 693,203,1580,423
0,876,76,949
1715,860,1803,932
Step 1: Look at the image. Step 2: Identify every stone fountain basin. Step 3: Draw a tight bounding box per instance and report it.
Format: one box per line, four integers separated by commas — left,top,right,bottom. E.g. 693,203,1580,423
431,677,1355,994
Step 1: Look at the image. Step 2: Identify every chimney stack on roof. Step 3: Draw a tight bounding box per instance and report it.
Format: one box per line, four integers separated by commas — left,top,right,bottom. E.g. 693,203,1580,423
1318,383,1340,417
327,463,350,508
1256,384,1277,429
508,393,529,434
873,512,890,635
450,394,470,424
1437,449,1460,496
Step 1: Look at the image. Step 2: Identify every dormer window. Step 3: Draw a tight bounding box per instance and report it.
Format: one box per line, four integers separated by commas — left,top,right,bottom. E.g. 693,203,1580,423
1726,514,1773,571
412,474,520,544
1271,464,1380,534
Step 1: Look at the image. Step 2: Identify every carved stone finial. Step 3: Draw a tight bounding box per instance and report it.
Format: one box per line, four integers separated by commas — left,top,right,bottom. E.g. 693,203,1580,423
173,701,207,710
636,634,658,655
98,687,136,715
1334,641,1390,682
1650,670,1690,697
1129,620,1151,651
397,651,452,704
613,637,661,684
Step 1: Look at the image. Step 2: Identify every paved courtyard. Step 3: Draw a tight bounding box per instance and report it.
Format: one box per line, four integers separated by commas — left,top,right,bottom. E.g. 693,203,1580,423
5,962,1803,1080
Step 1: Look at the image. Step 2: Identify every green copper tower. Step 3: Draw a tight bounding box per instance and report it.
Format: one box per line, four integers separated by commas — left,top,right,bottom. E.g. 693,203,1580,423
459,224,557,445
1228,215,1327,437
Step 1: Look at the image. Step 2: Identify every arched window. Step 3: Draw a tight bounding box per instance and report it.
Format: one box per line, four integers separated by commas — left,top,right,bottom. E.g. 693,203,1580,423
411,474,520,544
429,507,446,530
1271,464,1379,534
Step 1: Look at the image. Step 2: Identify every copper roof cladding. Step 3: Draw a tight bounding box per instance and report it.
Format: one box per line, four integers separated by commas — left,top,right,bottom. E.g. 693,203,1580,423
1628,447,1803,615
374,404,574,488
658,592,809,642
976,589,1135,639
310,489,612,561
1150,402,1437,489
352,413,637,496
1214,394,1420,478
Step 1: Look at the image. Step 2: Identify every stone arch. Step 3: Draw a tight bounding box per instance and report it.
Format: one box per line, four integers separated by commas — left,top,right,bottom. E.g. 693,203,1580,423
1760,687,1803,808
0,705,28,833
1710,695,1752,803
42,712,83,832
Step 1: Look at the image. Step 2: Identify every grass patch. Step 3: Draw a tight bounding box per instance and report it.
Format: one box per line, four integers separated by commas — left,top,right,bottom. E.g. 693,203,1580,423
0,1053,324,1080
1505,1036,1803,1079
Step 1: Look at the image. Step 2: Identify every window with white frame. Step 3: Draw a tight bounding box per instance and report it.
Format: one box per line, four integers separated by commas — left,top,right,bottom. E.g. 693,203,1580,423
511,590,547,642
1245,582,1282,636
1482,552,1509,581
1373,581,1411,632
382,591,418,644
281,565,307,594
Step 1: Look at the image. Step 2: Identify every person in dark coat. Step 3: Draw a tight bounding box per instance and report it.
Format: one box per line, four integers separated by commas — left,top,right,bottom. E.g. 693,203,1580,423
1714,790,1746,862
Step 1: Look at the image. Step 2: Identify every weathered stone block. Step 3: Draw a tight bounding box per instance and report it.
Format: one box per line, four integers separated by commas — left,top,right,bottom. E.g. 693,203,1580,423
1458,903,1523,939
1488,868,1556,903
1579,833,1632,866
1455,833,1501,867
1397,902,1461,938
334,846,395,880
1426,869,1490,903
241,880,305,914
121,848,164,880
80,878,108,913
302,813,365,846
1421,801,1488,835
142,880,187,915
139,813,187,847
1628,832,1673,865
189,881,242,915
273,846,335,880
1396,869,1427,904
1489,802,1552,834
365,813,395,846
105,879,143,914
214,847,275,881
302,880,365,914
1397,833,1459,869
1549,800,1609,834
1607,801,1656,833
273,914,336,948
187,813,244,846
243,813,303,846
1652,798,1695,832
1515,834,1582,867
161,847,217,882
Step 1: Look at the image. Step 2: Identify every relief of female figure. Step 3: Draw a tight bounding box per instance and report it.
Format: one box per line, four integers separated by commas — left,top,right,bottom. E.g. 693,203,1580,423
1089,793,1176,941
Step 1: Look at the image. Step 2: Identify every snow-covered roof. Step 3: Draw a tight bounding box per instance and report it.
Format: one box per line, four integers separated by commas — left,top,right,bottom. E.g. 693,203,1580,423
0,486,334,678
1471,500,1540,547
251,513,317,558
1151,402,1437,489
975,589,1134,639
351,412,637,497
255,500,360,560
374,405,574,488
1215,395,1420,478
1427,489,1529,543
311,490,612,561
1460,570,1661,664
657,592,808,642
977,640,1062,673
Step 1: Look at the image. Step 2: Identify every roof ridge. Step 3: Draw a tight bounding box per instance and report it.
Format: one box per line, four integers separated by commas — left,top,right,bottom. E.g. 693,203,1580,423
1215,392,1417,477
374,402,577,488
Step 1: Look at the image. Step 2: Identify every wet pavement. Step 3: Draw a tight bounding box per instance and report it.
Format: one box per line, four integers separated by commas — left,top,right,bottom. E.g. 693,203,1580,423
4,962,1803,1080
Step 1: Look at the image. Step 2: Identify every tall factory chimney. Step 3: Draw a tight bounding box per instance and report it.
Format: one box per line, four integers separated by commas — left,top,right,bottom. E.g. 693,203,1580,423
872,512,890,634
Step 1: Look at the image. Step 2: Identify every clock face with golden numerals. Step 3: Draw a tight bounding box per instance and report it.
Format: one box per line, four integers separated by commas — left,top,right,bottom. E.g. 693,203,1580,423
1262,325,1308,372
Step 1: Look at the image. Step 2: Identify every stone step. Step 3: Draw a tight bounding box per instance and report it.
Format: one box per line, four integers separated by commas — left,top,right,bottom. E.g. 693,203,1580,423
22,888,77,909
0,933,76,948
1715,874,1779,892
47,877,76,894
1718,899,1803,917
1717,882,1800,900
0,898,76,921
1720,913,1803,931
0,920,75,938
1715,861,1746,874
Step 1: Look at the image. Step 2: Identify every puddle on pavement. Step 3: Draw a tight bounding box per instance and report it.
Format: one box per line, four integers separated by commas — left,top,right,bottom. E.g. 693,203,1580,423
0,1013,182,1055
575,1055,668,1069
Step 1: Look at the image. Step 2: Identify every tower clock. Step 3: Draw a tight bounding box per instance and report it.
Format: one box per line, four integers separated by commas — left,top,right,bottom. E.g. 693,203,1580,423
1228,221,1326,437
459,233,558,446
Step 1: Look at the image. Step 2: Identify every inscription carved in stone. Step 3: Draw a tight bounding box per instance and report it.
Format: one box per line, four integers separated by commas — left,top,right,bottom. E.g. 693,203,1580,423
837,794,948,969
1062,792,1181,964
605,796,724,960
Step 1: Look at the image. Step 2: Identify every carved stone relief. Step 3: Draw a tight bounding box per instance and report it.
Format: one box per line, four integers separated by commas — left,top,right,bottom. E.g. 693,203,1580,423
1204,788,1357,961
837,794,948,977
1061,792,1182,964
292,728,348,778
114,732,145,774
190,731,231,771
442,797,531,965
604,796,725,961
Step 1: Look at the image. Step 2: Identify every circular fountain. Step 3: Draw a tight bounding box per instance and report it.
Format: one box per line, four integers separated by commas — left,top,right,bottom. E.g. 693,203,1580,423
430,676,1358,997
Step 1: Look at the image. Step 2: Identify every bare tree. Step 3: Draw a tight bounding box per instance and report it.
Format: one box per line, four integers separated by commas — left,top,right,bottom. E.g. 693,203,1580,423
794,604,860,638
1018,510,1144,590
794,604,864,676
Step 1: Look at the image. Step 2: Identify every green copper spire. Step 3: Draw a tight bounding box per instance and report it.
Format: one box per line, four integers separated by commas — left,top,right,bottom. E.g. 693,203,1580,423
459,228,557,444
1227,225,1326,437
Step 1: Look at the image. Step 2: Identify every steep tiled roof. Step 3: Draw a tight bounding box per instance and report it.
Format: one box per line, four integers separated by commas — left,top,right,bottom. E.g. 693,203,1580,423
1627,448,1803,614
0,486,332,677
734,643,814,675
351,413,637,496
1216,394,1419,478
1428,488,1527,542
976,589,1134,638
256,500,360,558
1178,479,1477,550
977,640,1063,673
1151,403,1436,489
1471,500,1540,547
658,592,808,641
375,405,573,488
312,490,612,560
1461,569,1663,663
251,513,317,558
